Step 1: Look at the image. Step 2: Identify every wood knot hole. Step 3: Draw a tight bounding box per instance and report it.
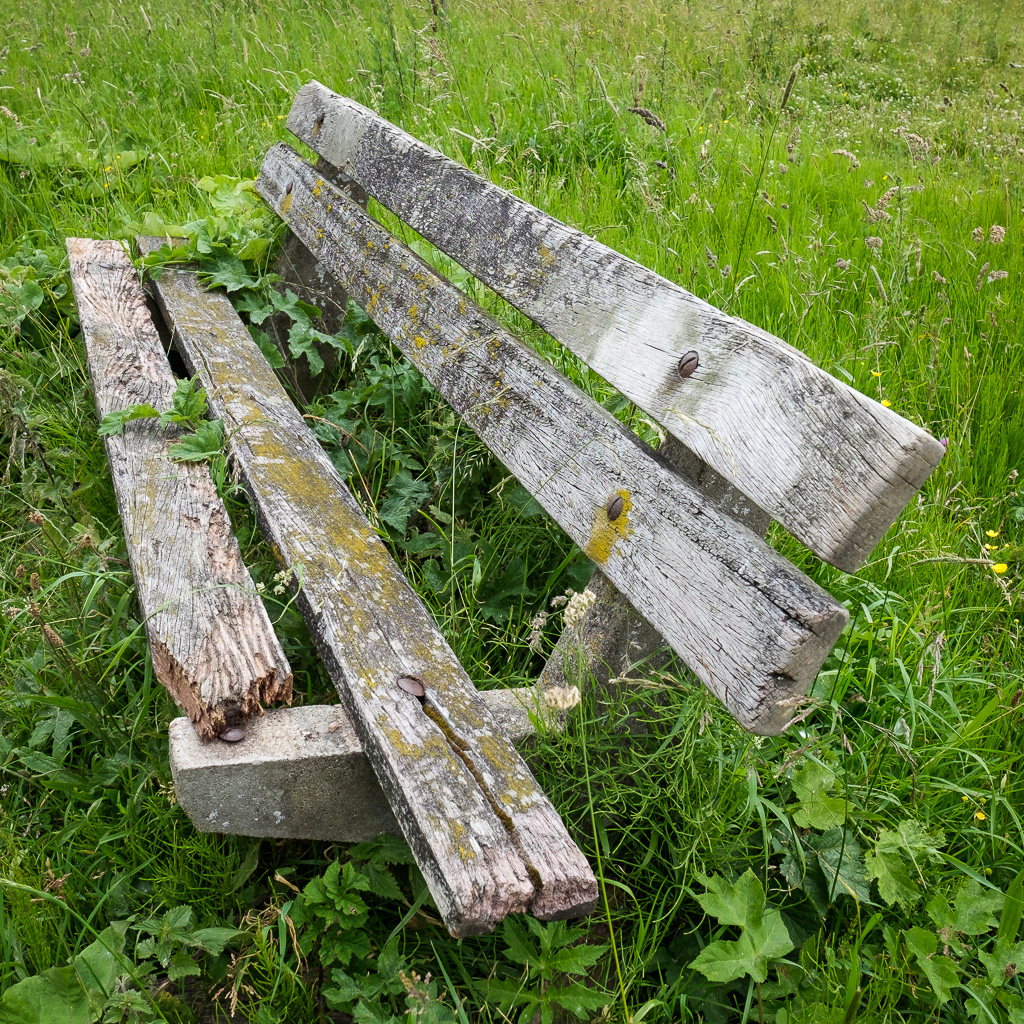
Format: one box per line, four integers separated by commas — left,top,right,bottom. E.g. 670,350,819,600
677,350,700,379
314,112,325,131
606,494,625,521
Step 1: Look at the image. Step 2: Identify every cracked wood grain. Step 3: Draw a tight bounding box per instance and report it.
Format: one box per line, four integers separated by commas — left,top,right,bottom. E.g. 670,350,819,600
137,237,597,937
285,82,944,572
255,146,850,735
67,238,292,741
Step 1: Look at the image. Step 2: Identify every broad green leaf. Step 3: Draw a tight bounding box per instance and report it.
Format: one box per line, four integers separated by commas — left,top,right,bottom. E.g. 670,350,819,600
694,869,767,930
691,871,794,983
904,927,958,1004
866,820,944,911
928,880,1002,939
690,909,794,983
804,828,873,905
168,420,224,461
547,981,613,1015
164,377,209,425
0,922,130,1024
979,939,1024,987
201,252,259,293
379,469,432,533
251,327,286,369
790,761,850,830
167,949,201,981
98,404,161,436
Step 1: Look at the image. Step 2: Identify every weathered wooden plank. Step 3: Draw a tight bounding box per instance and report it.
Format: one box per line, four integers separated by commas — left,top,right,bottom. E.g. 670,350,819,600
540,435,771,693
285,82,945,572
264,159,368,402
137,237,597,937
66,238,293,741
256,146,850,735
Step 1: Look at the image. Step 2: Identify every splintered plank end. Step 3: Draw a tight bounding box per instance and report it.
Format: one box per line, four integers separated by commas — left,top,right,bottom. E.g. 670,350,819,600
68,238,293,741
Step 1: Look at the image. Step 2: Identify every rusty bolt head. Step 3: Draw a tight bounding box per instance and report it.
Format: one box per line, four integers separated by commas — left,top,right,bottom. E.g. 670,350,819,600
677,351,700,379
397,675,426,697
606,494,625,521
219,726,247,743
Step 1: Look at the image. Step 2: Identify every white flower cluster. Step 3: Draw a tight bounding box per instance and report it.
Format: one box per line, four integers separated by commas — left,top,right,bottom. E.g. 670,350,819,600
562,588,596,632
543,685,581,711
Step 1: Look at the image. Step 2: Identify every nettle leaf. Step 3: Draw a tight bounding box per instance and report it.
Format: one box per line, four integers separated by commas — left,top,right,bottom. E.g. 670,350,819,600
690,870,795,984
790,761,850,830
169,420,224,462
98,403,161,436
167,949,201,981
904,926,959,1004
866,820,945,912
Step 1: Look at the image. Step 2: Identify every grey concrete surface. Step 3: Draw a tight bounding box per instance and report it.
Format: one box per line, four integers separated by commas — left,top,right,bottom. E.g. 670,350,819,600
169,687,545,842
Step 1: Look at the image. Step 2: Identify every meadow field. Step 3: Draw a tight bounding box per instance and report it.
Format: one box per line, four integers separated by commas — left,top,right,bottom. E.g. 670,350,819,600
1,0,1023,1019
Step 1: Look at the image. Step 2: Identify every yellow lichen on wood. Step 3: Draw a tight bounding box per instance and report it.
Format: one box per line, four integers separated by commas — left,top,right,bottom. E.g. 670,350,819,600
474,732,537,814
280,192,292,216
584,488,633,564
379,721,461,773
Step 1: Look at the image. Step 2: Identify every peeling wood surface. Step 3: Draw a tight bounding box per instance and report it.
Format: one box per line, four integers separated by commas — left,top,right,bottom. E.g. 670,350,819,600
67,238,292,741
256,147,850,735
286,82,945,572
138,237,597,937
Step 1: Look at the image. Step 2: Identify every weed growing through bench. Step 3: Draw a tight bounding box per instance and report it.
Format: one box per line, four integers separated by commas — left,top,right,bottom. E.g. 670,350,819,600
1,0,1023,1019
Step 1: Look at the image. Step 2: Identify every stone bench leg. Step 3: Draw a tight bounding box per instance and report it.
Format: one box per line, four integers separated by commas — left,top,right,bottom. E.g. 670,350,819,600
169,687,547,843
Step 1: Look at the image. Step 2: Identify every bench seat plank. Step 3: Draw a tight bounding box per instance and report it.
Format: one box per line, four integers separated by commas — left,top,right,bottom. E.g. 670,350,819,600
285,82,944,572
137,238,597,937
256,147,850,735
67,238,292,741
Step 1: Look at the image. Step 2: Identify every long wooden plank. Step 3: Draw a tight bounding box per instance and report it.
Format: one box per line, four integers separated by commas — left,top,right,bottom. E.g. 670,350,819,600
66,239,292,741
255,146,850,735
137,237,597,937
285,82,945,572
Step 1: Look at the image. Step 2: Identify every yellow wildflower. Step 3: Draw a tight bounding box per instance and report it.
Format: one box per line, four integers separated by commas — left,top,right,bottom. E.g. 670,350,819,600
986,529,1000,538
975,810,986,821
881,399,892,408
993,564,1008,575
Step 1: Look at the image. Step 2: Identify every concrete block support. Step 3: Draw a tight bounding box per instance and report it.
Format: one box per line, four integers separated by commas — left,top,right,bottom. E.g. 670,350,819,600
169,688,546,843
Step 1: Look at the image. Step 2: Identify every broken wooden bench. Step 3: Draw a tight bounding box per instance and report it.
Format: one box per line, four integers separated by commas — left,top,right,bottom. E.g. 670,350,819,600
65,83,944,937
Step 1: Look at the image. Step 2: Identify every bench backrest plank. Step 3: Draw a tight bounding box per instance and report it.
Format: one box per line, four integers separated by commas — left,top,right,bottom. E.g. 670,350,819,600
138,238,597,936
67,239,292,740
257,147,850,736
286,82,944,573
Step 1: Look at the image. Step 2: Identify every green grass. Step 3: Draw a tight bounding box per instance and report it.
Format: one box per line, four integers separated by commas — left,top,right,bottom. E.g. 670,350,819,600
2,0,1024,1020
